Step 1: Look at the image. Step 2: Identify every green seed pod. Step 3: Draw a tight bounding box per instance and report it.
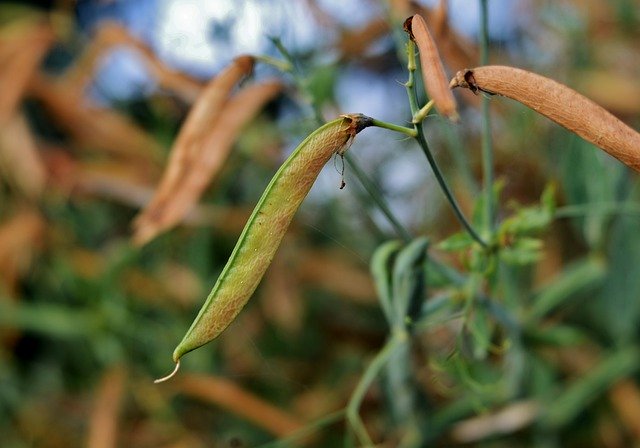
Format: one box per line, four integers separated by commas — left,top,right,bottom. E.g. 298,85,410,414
155,114,373,383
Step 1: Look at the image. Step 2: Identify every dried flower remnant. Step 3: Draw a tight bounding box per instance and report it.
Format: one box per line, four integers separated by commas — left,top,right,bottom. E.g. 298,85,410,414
404,14,459,122
451,66,640,172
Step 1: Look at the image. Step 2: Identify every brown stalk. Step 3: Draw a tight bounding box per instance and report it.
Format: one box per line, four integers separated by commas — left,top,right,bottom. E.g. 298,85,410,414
450,400,540,443
175,373,304,437
608,379,640,440
0,208,44,297
451,66,640,172
133,78,281,246
404,14,459,121
87,366,126,448
0,20,54,124
0,113,46,198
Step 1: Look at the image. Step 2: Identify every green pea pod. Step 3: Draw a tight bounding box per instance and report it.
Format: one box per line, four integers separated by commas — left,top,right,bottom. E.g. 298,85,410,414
155,114,373,382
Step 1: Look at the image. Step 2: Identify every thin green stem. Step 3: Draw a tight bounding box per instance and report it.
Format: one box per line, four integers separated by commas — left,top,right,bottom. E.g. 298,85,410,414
404,41,420,116
403,38,486,247
479,0,495,235
347,333,406,447
345,155,412,241
254,54,292,73
555,202,640,218
256,410,346,448
269,37,412,241
270,36,324,125
416,127,487,247
370,118,417,137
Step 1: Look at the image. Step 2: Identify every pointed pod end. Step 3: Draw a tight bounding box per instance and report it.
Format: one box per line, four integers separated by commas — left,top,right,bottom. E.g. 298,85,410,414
154,359,181,384
450,69,472,90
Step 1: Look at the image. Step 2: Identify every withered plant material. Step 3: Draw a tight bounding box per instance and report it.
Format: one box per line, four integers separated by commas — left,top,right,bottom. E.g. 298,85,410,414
140,56,253,210
64,21,203,103
421,0,478,72
0,114,46,198
608,379,640,440
0,208,44,297
297,249,376,304
87,366,126,448
404,14,459,121
0,19,54,124
577,70,640,115
450,400,540,443
338,17,389,58
451,66,640,171
175,374,304,437
133,77,282,246
27,74,164,163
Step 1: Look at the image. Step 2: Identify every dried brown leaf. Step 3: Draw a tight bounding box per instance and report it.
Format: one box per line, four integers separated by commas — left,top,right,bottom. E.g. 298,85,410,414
64,21,203,103
338,18,389,58
405,14,459,121
0,113,46,198
609,379,640,440
28,74,164,163
133,78,282,246
174,374,303,437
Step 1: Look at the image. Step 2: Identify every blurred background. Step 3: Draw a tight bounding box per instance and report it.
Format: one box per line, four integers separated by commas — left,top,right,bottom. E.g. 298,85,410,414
1,0,640,446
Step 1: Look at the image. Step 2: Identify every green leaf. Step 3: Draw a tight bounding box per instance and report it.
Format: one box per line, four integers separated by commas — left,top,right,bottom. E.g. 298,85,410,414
370,240,403,323
528,257,606,321
438,232,473,252
392,237,429,326
500,237,544,265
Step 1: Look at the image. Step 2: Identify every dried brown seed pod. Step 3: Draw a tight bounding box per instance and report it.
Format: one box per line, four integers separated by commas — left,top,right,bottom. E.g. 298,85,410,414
451,66,640,172
404,14,459,122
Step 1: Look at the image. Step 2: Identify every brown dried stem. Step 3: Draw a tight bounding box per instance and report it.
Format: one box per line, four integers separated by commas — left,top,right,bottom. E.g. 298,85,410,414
174,373,304,437
451,66,640,172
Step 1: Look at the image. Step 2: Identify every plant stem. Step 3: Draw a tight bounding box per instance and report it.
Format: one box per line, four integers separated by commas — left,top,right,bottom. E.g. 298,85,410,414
479,0,495,235
270,37,412,241
347,332,406,446
370,118,417,137
256,410,346,448
416,123,487,247
404,38,487,247
404,41,420,115
345,155,412,241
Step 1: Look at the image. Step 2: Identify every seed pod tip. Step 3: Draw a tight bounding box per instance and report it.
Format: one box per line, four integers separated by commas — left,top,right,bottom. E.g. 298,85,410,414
154,359,181,384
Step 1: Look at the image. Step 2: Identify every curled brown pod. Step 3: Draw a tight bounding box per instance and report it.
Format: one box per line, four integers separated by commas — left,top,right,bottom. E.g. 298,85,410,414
404,14,459,122
450,66,640,172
